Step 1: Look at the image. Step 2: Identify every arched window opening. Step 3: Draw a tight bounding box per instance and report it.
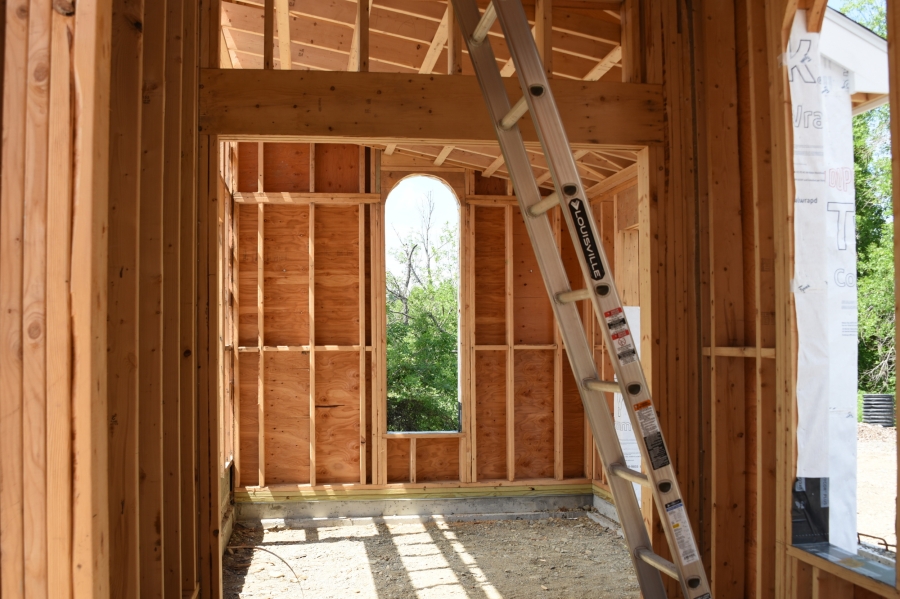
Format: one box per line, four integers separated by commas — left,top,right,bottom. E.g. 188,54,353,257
385,176,461,432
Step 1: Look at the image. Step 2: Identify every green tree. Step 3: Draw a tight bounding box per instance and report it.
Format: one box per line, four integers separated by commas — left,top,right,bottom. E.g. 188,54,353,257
386,194,460,431
835,0,895,394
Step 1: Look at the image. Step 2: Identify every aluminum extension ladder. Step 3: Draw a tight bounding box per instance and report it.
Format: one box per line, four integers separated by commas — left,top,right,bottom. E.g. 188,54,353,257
449,1,712,597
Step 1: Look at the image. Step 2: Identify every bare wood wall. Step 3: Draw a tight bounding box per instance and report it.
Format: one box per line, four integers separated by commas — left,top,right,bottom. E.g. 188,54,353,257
229,145,651,493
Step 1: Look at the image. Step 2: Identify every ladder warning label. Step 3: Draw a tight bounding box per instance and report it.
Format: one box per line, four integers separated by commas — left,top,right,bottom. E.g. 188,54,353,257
664,500,700,566
567,199,606,280
611,329,637,365
635,404,670,470
604,307,627,333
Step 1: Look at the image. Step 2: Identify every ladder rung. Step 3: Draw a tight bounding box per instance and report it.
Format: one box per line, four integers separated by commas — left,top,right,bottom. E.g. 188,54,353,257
500,97,529,130
635,547,680,581
608,464,649,487
584,379,620,394
528,191,559,217
556,288,591,303
471,2,496,44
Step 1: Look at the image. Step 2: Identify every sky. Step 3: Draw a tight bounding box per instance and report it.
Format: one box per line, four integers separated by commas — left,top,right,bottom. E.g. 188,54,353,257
384,175,460,275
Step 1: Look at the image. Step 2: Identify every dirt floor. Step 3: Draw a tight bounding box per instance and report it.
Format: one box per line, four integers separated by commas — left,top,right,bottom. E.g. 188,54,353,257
224,514,641,599
858,422,897,549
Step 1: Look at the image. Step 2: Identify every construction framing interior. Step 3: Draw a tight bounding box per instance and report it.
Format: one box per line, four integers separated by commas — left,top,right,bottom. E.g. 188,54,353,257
0,0,899,598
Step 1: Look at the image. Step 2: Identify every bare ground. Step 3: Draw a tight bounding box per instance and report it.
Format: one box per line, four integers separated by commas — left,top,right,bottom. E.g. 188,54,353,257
224,515,642,599
858,422,897,549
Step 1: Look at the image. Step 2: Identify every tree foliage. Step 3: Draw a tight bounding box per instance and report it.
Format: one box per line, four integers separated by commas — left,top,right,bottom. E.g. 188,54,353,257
835,0,895,393
386,193,460,431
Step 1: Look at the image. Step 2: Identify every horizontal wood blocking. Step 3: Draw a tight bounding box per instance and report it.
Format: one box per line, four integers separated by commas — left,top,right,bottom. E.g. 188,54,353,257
234,192,382,204
702,346,776,359
235,480,594,501
199,70,664,146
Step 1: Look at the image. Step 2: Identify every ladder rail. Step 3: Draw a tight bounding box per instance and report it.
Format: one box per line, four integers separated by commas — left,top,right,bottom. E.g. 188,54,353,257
449,1,668,597
492,1,712,597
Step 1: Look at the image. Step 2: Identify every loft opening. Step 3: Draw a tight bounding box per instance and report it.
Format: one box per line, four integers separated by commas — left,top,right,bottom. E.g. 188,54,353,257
385,175,462,432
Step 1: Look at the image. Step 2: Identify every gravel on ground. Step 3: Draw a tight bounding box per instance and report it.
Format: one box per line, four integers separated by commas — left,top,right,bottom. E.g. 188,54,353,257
858,422,897,550
224,515,641,599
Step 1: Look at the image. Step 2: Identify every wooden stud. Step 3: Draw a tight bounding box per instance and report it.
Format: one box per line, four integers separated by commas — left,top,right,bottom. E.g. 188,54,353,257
553,209,564,481
257,203,266,487
0,0,28,595
179,0,200,590
46,7,75,598
257,142,264,193
359,145,367,193
505,205,515,482
162,0,184,594
410,438,417,483
263,0,274,69
309,203,317,486
70,0,114,594
137,0,167,592
309,142,316,193
359,195,367,484
20,0,53,594
233,199,242,490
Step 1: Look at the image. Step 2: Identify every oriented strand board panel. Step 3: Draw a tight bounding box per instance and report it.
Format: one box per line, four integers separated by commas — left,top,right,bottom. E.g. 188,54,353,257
616,184,639,230
239,358,259,486
315,205,360,345
475,350,507,479
562,352,585,479
238,204,258,346
264,352,311,484
474,206,506,345
263,143,311,192
514,350,554,479
264,206,310,346
474,172,508,195
237,142,259,192
560,209,585,313
416,438,460,482
315,144,361,193
315,352,361,483
386,438,411,483
616,228,640,306
512,207,553,344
